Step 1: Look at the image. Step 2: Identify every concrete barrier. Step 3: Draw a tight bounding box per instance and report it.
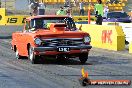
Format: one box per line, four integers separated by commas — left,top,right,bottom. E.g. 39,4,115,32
0,8,96,25
73,16,96,22
129,42,132,53
0,8,28,25
76,24,125,51
5,15,28,25
0,8,6,25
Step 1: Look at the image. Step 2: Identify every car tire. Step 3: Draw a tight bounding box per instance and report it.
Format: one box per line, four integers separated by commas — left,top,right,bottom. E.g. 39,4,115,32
28,46,39,64
16,49,22,59
79,53,88,64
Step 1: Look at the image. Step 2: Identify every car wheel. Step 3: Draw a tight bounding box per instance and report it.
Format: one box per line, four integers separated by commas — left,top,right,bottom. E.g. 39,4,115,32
28,46,39,64
15,49,22,59
79,53,88,64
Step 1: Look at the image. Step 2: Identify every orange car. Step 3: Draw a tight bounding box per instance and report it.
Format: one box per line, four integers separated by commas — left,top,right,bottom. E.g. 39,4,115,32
11,15,92,64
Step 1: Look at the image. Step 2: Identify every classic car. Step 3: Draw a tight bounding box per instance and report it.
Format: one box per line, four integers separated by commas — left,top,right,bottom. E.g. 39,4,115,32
11,15,92,64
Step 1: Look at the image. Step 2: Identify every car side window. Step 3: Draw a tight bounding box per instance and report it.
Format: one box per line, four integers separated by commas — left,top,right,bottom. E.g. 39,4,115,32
30,19,47,29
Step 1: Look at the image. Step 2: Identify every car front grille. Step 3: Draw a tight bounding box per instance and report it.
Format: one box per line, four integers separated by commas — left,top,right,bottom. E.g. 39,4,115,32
41,38,84,46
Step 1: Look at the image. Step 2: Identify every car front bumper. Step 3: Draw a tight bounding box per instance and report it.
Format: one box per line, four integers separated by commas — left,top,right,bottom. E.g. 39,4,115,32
33,45,92,52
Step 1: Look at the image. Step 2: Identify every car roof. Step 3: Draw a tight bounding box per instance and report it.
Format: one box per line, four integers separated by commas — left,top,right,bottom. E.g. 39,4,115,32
26,15,69,20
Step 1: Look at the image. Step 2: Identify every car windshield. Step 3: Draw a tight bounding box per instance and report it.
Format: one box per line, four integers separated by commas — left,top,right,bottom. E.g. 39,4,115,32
107,12,128,18
30,17,76,30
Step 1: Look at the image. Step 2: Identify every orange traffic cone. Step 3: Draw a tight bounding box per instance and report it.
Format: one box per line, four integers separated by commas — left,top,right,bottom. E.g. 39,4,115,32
79,67,91,86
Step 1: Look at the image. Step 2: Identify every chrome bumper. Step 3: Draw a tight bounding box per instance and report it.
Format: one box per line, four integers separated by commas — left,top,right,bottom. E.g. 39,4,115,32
32,45,92,52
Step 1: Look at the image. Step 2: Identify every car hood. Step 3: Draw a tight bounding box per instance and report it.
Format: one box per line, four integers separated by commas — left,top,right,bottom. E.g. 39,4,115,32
31,29,89,38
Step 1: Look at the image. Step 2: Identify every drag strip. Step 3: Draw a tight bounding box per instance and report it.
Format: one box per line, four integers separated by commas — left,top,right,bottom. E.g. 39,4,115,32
0,26,132,88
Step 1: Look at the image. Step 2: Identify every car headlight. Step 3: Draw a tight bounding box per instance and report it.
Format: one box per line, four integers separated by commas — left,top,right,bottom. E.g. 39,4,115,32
84,36,91,43
34,38,42,45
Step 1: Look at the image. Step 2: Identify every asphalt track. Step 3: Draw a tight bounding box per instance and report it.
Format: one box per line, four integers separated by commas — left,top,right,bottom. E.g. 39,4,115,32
0,26,132,88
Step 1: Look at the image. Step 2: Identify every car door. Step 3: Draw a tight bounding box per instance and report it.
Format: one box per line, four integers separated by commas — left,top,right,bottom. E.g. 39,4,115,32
17,21,30,56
